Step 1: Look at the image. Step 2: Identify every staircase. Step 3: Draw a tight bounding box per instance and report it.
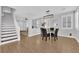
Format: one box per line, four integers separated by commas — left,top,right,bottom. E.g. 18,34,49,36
1,25,18,43
0,6,20,45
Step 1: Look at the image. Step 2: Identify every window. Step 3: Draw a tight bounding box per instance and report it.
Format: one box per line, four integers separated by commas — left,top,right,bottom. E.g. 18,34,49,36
62,14,73,29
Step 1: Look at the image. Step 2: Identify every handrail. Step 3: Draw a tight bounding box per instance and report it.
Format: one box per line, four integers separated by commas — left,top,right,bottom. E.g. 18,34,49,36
13,15,20,41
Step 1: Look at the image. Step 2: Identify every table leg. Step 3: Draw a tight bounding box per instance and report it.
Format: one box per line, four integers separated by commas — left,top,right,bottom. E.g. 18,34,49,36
50,32,51,40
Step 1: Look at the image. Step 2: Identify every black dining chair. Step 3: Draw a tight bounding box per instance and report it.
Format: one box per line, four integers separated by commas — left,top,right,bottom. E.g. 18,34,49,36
50,28,54,35
50,28,54,31
40,28,50,41
51,28,59,41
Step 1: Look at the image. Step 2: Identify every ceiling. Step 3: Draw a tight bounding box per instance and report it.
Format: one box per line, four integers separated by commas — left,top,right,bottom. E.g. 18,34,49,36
11,6,78,19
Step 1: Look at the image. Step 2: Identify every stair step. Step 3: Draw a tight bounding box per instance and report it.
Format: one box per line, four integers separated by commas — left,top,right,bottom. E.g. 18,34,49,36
2,28,15,30
1,35,17,39
1,29,16,31
1,35,17,40
1,38,18,42
1,29,16,32
1,27,15,28
2,23,14,24
1,32,16,35
1,33,17,37
1,25,15,27
1,28,15,30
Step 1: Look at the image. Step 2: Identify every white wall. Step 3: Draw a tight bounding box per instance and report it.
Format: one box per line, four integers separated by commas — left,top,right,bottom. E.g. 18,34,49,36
28,20,40,37
16,16,28,31
74,8,79,42
2,13,14,25
18,20,26,31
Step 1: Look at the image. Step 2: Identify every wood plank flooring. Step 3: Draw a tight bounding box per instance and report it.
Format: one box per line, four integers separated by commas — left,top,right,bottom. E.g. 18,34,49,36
0,32,79,53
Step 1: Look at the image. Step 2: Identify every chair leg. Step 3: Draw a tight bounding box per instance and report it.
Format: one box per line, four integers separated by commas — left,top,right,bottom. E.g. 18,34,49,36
54,37,58,41
45,37,47,41
56,37,58,40
54,37,56,41
42,37,44,40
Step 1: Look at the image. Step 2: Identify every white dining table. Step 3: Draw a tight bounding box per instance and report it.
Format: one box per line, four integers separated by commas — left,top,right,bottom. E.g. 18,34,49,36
47,29,55,40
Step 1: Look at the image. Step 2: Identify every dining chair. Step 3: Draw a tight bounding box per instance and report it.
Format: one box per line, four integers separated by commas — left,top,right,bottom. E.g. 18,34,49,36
51,28,59,41
50,28,54,35
50,28,54,31
40,28,50,41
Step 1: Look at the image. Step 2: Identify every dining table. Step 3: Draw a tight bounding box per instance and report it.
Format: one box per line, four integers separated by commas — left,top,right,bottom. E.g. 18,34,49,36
43,27,55,40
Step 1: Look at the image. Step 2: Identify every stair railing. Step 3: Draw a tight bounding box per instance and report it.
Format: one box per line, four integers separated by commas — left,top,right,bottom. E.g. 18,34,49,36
13,15,20,41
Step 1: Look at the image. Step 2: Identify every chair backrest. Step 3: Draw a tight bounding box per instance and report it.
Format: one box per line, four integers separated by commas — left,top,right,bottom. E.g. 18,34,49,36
40,28,47,36
50,28,54,31
54,28,59,37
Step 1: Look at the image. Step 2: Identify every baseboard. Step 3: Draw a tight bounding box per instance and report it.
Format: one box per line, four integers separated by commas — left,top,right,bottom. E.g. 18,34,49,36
59,35,79,43
0,39,19,45
73,37,79,43
28,33,40,37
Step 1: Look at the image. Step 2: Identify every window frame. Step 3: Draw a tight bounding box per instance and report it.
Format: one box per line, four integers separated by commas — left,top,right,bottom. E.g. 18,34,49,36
62,14,73,29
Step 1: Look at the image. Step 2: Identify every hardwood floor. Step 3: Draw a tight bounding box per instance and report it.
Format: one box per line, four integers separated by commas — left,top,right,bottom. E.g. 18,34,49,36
0,32,79,53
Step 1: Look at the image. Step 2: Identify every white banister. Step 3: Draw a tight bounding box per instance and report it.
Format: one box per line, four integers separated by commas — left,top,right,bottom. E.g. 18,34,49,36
14,15,20,41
